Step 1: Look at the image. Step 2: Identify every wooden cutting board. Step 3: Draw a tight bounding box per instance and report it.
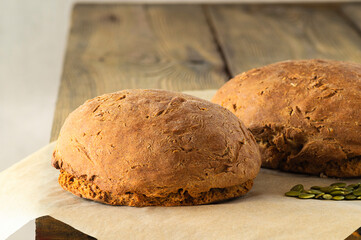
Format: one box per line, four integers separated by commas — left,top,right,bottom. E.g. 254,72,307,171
36,3,361,239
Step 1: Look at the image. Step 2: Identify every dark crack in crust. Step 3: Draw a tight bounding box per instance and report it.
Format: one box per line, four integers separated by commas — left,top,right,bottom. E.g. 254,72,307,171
253,124,361,177
59,170,254,206
212,59,361,178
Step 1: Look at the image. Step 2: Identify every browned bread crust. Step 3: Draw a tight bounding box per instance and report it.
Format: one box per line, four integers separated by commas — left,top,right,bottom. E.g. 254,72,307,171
53,89,261,206
212,59,361,178
59,170,254,206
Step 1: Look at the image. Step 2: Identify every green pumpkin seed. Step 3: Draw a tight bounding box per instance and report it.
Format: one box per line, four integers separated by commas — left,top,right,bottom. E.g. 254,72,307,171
320,187,332,193
330,191,345,196
307,189,323,194
322,194,332,200
353,189,361,196
285,182,361,200
345,195,357,200
332,195,344,200
315,193,325,199
347,184,359,189
330,182,347,188
290,184,304,192
298,193,315,199
285,191,302,197
344,190,353,195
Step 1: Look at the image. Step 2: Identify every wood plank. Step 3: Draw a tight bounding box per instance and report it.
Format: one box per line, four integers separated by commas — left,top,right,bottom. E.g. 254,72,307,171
206,4,361,75
37,3,361,240
341,3,361,31
39,4,227,239
50,4,228,141
36,216,96,240
207,4,361,240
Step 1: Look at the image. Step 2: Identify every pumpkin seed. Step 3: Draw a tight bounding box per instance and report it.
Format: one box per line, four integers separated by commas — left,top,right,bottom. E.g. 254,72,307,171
344,190,353,195
315,193,325,199
285,191,302,197
332,195,344,200
345,195,357,200
285,182,361,200
330,182,347,188
320,187,332,193
290,184,304,192
298,193,315,199
347,183,359,189
330,191,345,196
322,194,333,200
307,189,323,194
353,188,361,196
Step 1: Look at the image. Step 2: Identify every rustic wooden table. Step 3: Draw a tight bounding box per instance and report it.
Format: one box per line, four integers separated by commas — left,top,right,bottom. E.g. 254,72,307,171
35,3,361,239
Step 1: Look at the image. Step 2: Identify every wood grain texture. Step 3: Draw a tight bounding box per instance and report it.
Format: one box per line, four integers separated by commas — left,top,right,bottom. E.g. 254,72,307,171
41,4,227,239
50,4,227,140
346,228,361,240
207,4,361,75
341,3,361,31
36,216,96,240
38,3,361,240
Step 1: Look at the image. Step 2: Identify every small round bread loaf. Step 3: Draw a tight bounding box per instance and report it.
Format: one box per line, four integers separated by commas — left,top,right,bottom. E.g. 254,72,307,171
212,59,361,178
52,89,261,206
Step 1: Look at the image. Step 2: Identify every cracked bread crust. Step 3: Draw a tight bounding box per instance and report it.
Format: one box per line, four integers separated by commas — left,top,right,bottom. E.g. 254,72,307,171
59,170,254,206
212,59,361,178
52,89,261,206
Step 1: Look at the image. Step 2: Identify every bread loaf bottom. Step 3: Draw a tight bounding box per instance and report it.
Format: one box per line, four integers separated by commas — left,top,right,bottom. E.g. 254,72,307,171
59,170,254,206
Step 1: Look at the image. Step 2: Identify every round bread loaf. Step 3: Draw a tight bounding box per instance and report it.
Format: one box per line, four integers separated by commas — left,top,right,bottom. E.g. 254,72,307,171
212,59,361,178
52,89,261,206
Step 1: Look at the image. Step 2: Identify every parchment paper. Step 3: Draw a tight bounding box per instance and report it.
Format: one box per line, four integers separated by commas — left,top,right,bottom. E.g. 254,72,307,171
1,89,361,240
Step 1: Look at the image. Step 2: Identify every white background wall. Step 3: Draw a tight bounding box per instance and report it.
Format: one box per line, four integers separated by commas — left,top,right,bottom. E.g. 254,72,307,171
0,0,356,239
